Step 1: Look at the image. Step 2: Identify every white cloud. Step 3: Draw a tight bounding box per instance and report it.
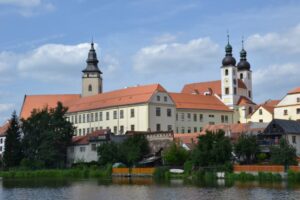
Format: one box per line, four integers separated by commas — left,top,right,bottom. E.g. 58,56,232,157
153,33,177,44
133,37,220,74
0,0,41,7
246,24,300,54
0,103,14,114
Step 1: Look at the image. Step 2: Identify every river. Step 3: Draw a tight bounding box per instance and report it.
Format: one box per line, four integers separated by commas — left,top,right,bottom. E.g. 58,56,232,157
1,177,300,200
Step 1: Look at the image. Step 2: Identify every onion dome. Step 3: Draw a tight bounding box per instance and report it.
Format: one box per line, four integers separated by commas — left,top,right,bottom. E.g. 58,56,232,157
82,42,102,74
222,35,236,66
237,40,251,71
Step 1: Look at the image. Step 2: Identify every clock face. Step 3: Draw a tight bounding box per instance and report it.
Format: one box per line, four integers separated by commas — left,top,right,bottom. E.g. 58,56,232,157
224,78,229,84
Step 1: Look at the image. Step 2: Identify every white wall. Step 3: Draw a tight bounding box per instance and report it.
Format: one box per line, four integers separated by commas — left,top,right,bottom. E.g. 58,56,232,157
0,136,5,156
67,143,99,165
275,93,300,120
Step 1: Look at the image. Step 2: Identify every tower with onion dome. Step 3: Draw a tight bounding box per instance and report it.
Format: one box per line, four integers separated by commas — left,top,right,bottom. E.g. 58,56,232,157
221,34,239,108
82,42,103,97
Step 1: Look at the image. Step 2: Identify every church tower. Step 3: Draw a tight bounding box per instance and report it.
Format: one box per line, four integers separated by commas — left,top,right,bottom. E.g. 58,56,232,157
82,42,103,97
237,39,252,100
221,35,239,108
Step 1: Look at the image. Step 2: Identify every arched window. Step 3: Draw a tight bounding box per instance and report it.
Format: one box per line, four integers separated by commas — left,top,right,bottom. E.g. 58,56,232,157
240,73,243,79
88,84,92,92
225,69,228,76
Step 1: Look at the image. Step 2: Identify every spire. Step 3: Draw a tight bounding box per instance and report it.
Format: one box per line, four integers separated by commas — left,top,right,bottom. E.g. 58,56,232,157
237,37,250,70
82,42,102,74
225,31,233,56
222,31,236,66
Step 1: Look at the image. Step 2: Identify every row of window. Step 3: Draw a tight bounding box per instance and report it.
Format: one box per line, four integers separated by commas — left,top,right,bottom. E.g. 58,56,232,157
69,109,136,124
283,108,300,115
176,126,203,134
224,69,251,80
75,124,137,136
175,113,229,123
156,95,168,102
155,107,172,117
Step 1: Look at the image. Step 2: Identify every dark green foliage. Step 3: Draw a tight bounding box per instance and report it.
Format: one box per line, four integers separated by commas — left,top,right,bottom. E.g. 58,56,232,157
153,167,170,180
270,138,297,167
163,143,189,166
97,135,150,167
3,111,23,168
225,172,282,182
184,160,193,176
191,130,232,169
257,153,267,163
22,102,74,169
98,142,119,165
234,135,259,164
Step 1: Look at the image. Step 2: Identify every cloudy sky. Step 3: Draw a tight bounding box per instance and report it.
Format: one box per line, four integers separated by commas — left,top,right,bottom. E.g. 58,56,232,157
0,0,300,122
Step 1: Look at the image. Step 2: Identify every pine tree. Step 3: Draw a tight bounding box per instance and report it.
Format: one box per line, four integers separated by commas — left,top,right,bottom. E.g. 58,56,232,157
3,111,23,168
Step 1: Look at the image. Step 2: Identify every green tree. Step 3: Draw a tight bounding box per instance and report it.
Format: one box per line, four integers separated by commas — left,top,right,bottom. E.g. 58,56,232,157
234,135,259,164
191,130,232,169
163,143,189,166
119,135,150,166
98,142,120,165
22,102,74,168
270,138,297,168
3,111,23,168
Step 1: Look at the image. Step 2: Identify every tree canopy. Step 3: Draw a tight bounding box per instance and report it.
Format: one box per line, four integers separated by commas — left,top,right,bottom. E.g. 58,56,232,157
3,111,23,169
270,138,297,167
163,143,189,166
22,102,74,168
234,134,259,164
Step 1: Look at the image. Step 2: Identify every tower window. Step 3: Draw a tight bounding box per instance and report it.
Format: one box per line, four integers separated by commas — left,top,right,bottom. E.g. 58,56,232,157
225,69,228,76
234,87,237,95
240,73,243,79
88,84,92,92
225,87,229,95
248,91,252,98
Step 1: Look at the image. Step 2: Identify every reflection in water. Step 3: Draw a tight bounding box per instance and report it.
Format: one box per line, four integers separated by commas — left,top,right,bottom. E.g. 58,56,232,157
1,178,300,200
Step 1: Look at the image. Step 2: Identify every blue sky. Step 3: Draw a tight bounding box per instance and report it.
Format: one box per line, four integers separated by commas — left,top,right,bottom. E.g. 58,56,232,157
1,0,300,122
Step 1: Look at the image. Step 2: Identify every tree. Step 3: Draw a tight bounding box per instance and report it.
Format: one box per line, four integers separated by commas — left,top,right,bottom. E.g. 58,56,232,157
98,142,120,165
234,135,259,164
3,111,23,168
22,102,74,168
163,143,189,166
191,130,232,169
270,138,297,168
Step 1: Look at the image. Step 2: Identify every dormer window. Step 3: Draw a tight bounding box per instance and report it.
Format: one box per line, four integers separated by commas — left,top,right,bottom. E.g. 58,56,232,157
88,84,92,91
157,95,160,101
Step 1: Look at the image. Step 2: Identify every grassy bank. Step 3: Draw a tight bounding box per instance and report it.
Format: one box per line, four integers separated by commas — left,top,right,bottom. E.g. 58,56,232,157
0,165,112,179
226,172,282,182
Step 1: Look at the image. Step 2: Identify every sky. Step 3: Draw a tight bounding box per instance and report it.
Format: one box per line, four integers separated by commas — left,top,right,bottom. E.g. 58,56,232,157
0,0,300,122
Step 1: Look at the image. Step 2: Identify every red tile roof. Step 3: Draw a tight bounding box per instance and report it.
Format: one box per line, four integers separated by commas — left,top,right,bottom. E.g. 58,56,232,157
288,87,300,95
169,92,231,112
68,84,166,113
71,129,109,145
237,96,256,106
174,133,203,144
181,79,247,96
20,94,81,119
0,121,9,137
256,100,280,114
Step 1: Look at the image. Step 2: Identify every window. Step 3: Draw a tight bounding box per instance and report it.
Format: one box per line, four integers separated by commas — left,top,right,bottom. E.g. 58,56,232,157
87,114,90,122
187,127,191,133
233,79,236,85
120,110,124,119
209,114,214,118
181,113,184,121
233,69,236,75
176,113,178,121
79,115,82,123
249,107,253,115
259,109,263,115
88,84,92,92
120,126,124,134
240,73,243,79
167,108,172,117
225,116,229,123
106,112,110,120
259,119,263,123
131,125,135,131
193,114,197,122
91,144,97,151
297,108,300,114
284,110,288,116
194,127,197,133
80,146,86,152
75,115,77,124
181,127,185,133
176,127,179,133
91,113,94,122
130,109,135,118
292,136,297,144
167,125,172,131
225,69,228,76
91,128,94,132
225,87,229,95
199,127,203,132
248,91,252,98
99,112,103,121
209,122,215,125
187,113,191,120
164,96,168,102
87,128,90,133
83,114,86,123
83,128,86,135
157,95,160,101
199,114,203,122
234,87,237,95
156,124,161,131
113,126,117,133
95,112,98,121
113,111,118,119
297,98,300,103
71,116,74,123
156,107,161,116
221,115,225,123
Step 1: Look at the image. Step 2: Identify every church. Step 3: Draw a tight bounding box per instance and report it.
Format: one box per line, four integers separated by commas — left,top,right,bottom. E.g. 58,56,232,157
20,37,256,136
